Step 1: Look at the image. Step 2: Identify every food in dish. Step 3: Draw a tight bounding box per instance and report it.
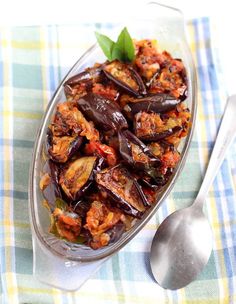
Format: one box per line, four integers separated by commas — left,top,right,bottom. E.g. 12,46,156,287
40,30,191,250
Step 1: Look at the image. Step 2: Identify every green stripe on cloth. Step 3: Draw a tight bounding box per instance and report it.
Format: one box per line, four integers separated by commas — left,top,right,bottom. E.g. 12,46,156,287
0,18,236,303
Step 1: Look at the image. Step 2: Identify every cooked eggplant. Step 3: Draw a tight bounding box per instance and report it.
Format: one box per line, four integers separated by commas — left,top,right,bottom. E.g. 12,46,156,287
51,206,82,242
103,60,146,96
47,129,83,163
50,101,99,141
78,93,128,132
59,156,97,201
106,221,125,244
123,93,181,115
40,160,62,209
64,66,102,87
84,200,125,249
118,130,160,170
137,126,182,142
96,164,149,218
134,111,182,141
72,200,91,218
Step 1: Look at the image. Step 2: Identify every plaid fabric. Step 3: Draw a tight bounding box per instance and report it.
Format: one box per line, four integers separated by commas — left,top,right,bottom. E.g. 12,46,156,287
0,18,236,303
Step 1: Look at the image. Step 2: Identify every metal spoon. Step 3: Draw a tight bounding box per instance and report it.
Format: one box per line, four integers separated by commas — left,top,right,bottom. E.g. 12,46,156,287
150,95,236,290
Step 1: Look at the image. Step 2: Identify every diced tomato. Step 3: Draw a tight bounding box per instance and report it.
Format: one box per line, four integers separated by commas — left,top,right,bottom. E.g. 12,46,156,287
84,141,117,166
160,151,180,174
92,83,118,100
142,187,156,204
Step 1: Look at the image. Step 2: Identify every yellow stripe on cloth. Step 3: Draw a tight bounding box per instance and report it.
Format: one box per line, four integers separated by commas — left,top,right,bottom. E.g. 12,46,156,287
1,27,19,303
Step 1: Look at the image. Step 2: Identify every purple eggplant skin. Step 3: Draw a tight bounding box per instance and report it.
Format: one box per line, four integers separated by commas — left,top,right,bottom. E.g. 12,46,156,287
64,66,102,87
118,130,160,170
41,160,62,210
72,200,91,219
77,93,128,132
179,89,188,101
95,164,149,218
46,128,83,163
124,94,181,115
103,62,146,97
106,221,125,243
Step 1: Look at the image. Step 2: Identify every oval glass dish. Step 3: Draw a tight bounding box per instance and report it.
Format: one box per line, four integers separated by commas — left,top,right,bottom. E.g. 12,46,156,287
29,2,197,264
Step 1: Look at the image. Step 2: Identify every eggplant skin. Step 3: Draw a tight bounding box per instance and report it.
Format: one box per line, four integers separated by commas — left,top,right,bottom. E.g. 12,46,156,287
103,61,146,96
64,66,102,87
95,164,149,218
41,160,62,210
134,111,183,142
59,156,97,201
47,129,83,163
78,93,128,132
137,126,182,142
106,221,125,244
118,130,160,170
124,94,181,115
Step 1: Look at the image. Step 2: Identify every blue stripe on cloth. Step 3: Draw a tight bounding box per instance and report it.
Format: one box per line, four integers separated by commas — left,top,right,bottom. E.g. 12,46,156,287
48,26,56,94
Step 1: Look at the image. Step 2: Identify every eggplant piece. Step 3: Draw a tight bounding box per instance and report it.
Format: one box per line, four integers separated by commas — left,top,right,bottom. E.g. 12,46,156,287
134,111,182,142
96,164,149,218
123,94,181,115
72,200,91,219
64,66,102,87
50,101,100,141
59,156,97,201
40,160,62,210
137,126,182,142
106,221,125,243
84,200,125,249
103,61,146,96
47,129,83,163
51,206,82,242
78,93,128,132
118,130,160,170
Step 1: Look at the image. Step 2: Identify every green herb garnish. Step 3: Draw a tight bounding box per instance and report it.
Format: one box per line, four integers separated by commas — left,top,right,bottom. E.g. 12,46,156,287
95,27,135,63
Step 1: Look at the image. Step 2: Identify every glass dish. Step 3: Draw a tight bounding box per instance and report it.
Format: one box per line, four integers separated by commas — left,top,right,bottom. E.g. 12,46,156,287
28,1,197,289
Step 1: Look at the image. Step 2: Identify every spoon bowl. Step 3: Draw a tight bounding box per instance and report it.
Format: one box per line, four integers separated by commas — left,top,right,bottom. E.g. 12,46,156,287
150,206,212,289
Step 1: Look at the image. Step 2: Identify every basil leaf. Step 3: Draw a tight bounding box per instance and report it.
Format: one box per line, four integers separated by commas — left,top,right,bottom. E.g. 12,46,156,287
95,27,135,63
95,32,115,61
111,27,135,62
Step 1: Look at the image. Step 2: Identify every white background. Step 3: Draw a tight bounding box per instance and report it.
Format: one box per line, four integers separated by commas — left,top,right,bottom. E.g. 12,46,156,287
0,0,235,94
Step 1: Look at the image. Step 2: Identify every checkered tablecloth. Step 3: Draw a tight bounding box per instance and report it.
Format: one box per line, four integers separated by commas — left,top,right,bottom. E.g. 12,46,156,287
0,18,236,303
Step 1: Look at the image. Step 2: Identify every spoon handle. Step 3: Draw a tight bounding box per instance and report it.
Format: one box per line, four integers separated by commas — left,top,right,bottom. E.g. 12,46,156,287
194,95,236,208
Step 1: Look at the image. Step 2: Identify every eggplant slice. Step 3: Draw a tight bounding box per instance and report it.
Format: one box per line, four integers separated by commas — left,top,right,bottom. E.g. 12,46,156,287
59,156,97,201
40,160,62,210
96,164,149,218
134,111,182,142
50,101,99,141
118,130,160,170
123,93,181,115
63,65,103,96
64,66,102,87
78,93,128,132
103,60,146,96
47,129,83,163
